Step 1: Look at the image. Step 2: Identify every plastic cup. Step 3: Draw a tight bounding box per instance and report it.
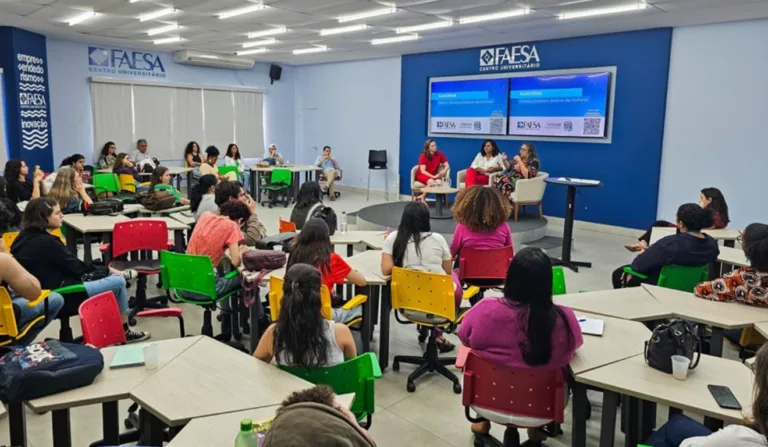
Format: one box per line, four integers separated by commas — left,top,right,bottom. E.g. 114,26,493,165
144,343,159,370
671,355,691,380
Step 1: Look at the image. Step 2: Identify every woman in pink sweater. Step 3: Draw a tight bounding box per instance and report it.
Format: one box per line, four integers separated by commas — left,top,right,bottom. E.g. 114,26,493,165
458,247,583,442
451,186,513,305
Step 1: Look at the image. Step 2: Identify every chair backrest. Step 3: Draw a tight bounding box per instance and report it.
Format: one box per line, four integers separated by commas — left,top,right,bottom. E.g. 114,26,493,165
78,291,127,348
117,174,137,193
0,287,19,338
111,219,170,258
270,168,292,186
93,173,120,194
219,165,239,177
657,265,709,292
462,351,565,424
3,230,66,253
458,246,513,285
512,171,548,201
390,267,456,321
368,150,387,169
552,267,567,295
268,276,333,321
160,251,218,301
279,218,297,233
49,228,67,245
278,352,381,420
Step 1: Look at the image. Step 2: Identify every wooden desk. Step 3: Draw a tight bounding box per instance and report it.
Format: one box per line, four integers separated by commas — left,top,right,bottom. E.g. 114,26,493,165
643,284,768,356
248,164,320,200
16,337,202,447
574,354,753,447
554,287,672,322
570,312,651,375
167,393,355,447
718,246,749,268
61,214,130,263
331,231,386,256
130,336,313,442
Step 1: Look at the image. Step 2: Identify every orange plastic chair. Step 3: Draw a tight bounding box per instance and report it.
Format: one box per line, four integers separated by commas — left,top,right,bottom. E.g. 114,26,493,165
279,218,297,233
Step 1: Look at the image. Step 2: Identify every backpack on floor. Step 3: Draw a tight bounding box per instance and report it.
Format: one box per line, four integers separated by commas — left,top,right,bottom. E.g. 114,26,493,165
310,205,338,236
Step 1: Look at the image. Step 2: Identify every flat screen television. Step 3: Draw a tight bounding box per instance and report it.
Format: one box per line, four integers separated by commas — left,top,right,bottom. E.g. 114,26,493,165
508,71,611,138
428,78,508,136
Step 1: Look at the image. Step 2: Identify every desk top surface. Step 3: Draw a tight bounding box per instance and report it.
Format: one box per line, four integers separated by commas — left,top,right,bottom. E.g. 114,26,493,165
62,213,130,233
169,212,196,226
27,337,202,413
420,186,459,194
97,166,192,175
703,228,741,241
137,204,191,215
135,216,191,231
129,336,313,426
577,354,753,424
330,231,386,250
249,164,320,172
718,246,749,267
554,287,671,322
570,312,651,375
755,322,768,339
544,177,602,187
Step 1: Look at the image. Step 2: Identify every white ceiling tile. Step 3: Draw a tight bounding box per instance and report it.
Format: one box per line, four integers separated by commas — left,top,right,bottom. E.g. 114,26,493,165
404,0,508,15
0,3,45,16
268,0,360,13
652,0,764,13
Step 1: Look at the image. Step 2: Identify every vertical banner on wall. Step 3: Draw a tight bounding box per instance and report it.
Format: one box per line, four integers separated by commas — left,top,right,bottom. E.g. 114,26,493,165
0,27,53,172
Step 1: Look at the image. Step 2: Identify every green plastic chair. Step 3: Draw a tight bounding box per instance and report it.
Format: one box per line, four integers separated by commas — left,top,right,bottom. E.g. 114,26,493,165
93,173,136,201
278,352,382,428
218,165,239,178
260,168,292,208
623,264,709,292
552,267,567,295
160,250,240,337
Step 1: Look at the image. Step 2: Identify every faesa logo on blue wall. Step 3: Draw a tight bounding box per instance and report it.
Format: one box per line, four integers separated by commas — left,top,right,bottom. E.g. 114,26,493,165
479,44,540,72
88,46,166,77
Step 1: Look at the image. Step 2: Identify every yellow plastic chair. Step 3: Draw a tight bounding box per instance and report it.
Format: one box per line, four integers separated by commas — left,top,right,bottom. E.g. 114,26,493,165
118,174,138,193
3,230,66,253
390,267,478,394
0,286,51,346
268,276,367,327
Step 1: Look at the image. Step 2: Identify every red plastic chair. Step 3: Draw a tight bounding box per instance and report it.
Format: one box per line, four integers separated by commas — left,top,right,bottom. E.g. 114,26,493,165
461,351,565,447
279,218,297,233
458,246,514,303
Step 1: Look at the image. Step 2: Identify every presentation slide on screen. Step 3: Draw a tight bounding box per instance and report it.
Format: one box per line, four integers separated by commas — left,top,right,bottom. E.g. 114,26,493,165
508,72,610,138
429,79,508,135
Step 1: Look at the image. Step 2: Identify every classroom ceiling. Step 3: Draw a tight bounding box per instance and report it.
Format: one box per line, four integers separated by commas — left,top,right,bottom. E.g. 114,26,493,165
1,0,767,66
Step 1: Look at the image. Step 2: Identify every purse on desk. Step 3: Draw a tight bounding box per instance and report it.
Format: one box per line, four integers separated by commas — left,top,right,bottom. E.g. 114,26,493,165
644,319,701,374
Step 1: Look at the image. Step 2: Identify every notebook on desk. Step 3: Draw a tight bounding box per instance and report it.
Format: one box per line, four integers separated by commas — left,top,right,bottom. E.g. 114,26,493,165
578,316,605,336
109,345,145,369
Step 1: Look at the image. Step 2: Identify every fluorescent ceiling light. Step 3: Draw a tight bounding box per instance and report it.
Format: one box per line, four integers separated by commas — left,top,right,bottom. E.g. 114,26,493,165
459,8,529,25
242,38,277,48
140,8,177,22
558,3,647,20
154,36,183,44
219,4,266,19
396,21,452,34
197,55,220,59
68,11,98,26
247,27,288,39
372,34,418,45
339,7,396,23
237,48,269,56
147,23,179,36
320,24,368,36
293,46,327,55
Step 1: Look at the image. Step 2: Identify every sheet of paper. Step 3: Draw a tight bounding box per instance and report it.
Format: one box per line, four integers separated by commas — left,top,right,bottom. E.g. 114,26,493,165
109,345,145,369
578,316,605,336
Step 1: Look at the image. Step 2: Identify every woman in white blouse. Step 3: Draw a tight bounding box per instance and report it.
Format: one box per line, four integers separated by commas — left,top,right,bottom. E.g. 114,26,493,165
466,139,504,187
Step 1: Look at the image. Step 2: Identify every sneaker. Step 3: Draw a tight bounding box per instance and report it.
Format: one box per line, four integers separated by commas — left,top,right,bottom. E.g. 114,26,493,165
125,330,150,343
122,269,138,280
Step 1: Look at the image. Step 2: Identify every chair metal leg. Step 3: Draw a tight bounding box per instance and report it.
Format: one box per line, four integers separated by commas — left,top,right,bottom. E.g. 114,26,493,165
367,170,371,201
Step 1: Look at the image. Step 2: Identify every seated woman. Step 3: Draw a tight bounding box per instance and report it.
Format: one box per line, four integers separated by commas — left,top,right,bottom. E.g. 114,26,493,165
189,174,218,221
627,187,730,252
612,203,720,289
451,186,513,300
184,141,202,179
644,342,768,447
381,201,454,352
466,140,504,187
43,154,90,191
150,166,189,205
200,146,237,182
224,143,249,185
415,139,450,201
458,247,583,443
97,141,117,169
494,142,540,203
254,263,357,367
290,181,324,230
264,144,284,165
5,158,46,203
694,222,768,306
113,153,149,193
11,198,148,342
48,167,93,214
287,218,366,324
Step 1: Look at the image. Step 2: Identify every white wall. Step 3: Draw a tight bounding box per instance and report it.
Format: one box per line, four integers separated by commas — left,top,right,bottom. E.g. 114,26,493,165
294,57,401,193
659,19,768,228
46,38,295,166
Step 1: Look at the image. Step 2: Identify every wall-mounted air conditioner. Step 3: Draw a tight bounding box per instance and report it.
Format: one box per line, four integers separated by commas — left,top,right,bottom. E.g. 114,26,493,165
173,50,255,70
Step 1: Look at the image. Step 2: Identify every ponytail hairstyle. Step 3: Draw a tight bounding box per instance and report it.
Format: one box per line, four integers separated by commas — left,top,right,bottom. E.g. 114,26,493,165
287,218,332,273
502,247,574,366
149,166,169,190
392,201,431,268
189,174,217,212
747,343,768,435
743,223,768,272
701,187,730,226
60,153,85,168
676,203,714,233
273,263,330,368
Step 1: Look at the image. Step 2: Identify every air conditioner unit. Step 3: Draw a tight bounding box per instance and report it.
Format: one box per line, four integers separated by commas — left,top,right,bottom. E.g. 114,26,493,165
173,50,255,70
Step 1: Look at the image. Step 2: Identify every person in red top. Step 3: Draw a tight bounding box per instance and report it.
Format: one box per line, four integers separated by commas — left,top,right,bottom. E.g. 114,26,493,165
287,218,367,323
415,139,450,201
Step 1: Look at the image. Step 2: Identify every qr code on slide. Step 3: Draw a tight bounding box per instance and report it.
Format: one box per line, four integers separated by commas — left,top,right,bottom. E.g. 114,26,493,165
583,118,602,136
490,117,505,135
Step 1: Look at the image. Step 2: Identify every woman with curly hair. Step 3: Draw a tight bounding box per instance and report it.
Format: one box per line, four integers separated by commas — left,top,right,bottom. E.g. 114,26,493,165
494,142,540,202
450,186,513,301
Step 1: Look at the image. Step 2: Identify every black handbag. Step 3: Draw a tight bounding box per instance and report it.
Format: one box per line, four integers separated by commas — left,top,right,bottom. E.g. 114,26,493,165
644,319,701,374
85,199,124,216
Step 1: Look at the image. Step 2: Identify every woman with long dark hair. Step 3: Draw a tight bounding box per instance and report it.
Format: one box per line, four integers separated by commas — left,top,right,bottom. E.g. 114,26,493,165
150,166,189,205
184,141,202,179
5,159,46,203
465,139,504,187
98,141,117,169
189,174,218,220
224,143,247,184
253,263,357,367
290,181,323,230
458,247,582,441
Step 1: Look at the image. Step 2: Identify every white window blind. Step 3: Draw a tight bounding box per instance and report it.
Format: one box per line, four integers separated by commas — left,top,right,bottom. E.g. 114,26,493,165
89,78,264,162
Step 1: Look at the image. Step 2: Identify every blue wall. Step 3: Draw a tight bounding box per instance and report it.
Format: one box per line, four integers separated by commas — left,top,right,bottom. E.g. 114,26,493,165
399,28,672,229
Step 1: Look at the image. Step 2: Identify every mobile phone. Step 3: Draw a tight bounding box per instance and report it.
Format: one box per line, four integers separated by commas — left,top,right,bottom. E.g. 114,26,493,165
708,385,741,410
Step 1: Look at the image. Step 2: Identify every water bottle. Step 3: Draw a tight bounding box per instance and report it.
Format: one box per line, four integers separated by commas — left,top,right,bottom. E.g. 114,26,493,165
235,419,258,447
340,212,348,234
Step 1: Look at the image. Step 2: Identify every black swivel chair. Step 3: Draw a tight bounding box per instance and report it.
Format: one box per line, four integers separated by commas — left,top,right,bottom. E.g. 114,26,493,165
367,150,388,201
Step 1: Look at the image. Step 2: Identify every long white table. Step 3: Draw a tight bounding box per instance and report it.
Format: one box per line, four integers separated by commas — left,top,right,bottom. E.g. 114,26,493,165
248,164,321,201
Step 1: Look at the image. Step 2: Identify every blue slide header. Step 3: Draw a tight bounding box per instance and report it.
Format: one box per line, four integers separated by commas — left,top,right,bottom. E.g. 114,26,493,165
511,88,583,99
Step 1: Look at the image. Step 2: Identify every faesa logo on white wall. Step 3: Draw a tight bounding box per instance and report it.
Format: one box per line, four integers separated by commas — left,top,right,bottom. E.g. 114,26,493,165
479,45,540,72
